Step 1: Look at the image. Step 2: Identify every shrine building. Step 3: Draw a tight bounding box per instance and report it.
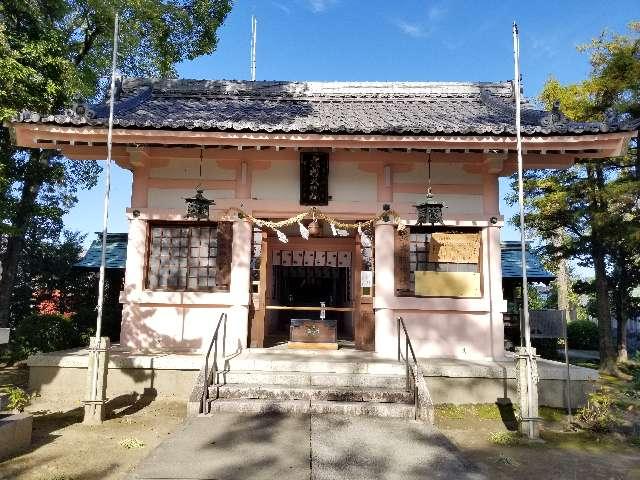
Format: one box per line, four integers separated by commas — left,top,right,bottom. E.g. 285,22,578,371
9,79,636,362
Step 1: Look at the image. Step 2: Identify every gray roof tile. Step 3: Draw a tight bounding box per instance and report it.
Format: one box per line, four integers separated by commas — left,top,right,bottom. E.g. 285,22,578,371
16,78,635,136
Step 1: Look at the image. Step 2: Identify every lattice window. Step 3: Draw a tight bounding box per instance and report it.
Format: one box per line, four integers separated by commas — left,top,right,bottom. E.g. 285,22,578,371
147,224,218,291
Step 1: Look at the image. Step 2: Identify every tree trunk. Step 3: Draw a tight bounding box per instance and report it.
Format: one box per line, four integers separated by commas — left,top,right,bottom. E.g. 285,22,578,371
587,164,618,375
553,230,570,312
0,150,48,328
617,307,628,363
614,249,629,363
592,242,617,373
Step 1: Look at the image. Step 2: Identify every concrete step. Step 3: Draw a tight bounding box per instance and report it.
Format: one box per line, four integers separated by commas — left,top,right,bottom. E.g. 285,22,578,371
207,398,416,418
217,371,407,389
226,357,405,375
214,384,414,403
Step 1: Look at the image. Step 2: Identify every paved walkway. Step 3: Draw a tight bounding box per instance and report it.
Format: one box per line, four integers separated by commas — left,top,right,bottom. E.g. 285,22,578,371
128,413,485,480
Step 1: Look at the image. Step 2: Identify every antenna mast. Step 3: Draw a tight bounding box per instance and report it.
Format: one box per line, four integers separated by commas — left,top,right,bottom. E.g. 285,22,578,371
250,15,257,81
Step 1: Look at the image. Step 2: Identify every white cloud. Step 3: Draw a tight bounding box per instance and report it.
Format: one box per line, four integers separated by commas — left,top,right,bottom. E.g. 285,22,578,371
427,5,446,21
396,20,429,38
307,0,336,13
271,1,292,14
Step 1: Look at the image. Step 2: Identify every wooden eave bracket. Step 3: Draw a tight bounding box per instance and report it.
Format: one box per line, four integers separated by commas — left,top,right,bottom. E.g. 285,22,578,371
127,146,151,168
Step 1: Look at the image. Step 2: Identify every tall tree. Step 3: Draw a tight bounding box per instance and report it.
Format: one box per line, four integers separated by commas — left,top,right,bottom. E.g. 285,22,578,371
512,22,639,374
0,0,232,328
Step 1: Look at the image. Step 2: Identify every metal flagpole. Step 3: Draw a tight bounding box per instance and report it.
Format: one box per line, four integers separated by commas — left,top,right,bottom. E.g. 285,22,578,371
250,15,257,81
89,12,119,405
513,22,536,439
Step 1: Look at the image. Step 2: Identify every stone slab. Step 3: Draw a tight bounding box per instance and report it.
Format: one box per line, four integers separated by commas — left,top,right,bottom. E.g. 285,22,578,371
128,413,485,480
311,415,485,480
128,413,310,480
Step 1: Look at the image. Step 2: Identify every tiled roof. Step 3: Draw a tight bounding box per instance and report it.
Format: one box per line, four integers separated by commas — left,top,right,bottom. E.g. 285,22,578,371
501,241,555,281
75,233,128,270
15,78,635,136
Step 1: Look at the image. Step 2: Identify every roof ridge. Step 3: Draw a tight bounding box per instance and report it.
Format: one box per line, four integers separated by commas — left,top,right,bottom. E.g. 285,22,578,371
119,78,515,98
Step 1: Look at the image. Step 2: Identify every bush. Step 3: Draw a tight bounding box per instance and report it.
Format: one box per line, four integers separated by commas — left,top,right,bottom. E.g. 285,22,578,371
9,313,93,361
1,386,30,412
567,320,599,350
577,390,618,432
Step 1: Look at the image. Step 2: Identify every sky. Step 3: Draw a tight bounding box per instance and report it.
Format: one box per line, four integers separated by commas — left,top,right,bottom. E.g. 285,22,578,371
64,0,637,251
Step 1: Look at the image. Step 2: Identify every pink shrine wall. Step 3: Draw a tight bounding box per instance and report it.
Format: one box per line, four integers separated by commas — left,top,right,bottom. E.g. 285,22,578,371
118,147,507,360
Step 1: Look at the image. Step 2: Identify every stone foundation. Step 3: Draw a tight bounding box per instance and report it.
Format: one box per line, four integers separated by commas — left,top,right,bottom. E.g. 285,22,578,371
0,413,32,460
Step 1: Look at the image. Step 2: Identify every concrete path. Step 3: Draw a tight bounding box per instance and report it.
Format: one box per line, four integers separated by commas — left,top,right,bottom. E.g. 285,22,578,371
128,413,485,480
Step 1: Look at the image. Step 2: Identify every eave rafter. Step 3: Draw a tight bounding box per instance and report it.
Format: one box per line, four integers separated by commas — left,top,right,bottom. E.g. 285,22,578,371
9,123,636,174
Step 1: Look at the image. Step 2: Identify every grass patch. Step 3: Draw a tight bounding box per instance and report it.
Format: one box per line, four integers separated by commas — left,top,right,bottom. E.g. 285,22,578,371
435,404,467,419
472,403,502,420
436,403,516,421
539,406,567,423
119,437,145,449
488,431,521,446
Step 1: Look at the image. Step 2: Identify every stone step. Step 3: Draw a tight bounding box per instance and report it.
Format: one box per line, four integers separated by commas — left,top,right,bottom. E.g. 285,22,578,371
225,357,405,375
213,384,414,404
217,371,407,389
207,398,416,418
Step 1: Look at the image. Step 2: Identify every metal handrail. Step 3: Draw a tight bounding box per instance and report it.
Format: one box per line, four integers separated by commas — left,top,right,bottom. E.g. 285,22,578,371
397,316,434,422
397,316,418,398
201,312,227,414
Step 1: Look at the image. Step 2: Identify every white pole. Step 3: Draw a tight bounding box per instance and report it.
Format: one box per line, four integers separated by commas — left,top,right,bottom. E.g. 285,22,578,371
250,15,257,81
90,12,119,402
513,21,535,439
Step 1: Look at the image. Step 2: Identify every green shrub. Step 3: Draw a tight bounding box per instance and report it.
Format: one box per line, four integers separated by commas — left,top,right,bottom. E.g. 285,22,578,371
567,320,599,350
577,390,618,432
1,386,30,412
9,313,93,361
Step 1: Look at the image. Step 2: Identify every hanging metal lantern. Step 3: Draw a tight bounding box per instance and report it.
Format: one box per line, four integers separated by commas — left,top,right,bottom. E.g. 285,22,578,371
415,193,446,225
414,154,446,225
185,189,215,220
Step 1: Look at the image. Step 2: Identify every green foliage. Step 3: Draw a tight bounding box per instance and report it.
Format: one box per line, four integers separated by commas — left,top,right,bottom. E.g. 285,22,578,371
119,437,145,449
577,390,619,432
435,403,504,420
510,22,640,372
436,404,466,419
0,0,234,120
567,320,600,350
488,431,521,446
1,385,30,412
539,406,566,423
0,0,232,334
9,313,93,361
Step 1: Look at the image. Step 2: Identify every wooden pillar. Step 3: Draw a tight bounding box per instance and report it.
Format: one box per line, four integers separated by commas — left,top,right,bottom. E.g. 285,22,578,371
249,233,267,347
